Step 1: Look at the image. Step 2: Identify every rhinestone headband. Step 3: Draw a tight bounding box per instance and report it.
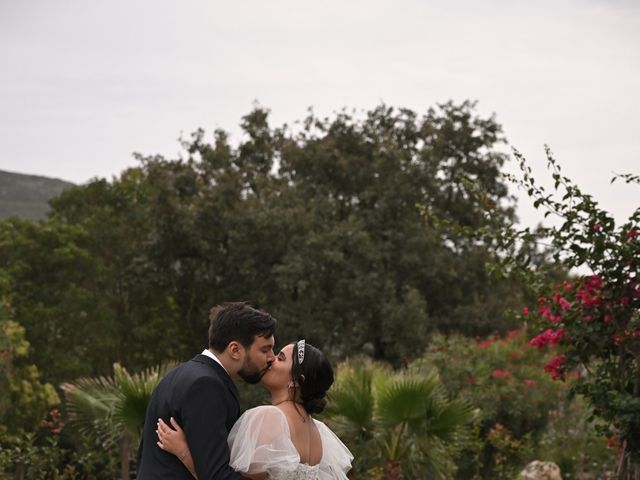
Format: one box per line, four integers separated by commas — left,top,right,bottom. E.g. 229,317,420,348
297,339,306,365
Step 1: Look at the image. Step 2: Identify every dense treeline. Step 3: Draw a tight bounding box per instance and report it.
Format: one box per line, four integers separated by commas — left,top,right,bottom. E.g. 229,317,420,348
1,101,536,388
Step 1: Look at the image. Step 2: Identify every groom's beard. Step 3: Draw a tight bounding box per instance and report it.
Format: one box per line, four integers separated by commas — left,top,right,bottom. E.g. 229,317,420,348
238,362,270,384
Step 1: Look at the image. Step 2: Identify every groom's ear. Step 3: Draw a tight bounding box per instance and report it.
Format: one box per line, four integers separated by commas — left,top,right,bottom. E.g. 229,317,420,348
228,341,244,360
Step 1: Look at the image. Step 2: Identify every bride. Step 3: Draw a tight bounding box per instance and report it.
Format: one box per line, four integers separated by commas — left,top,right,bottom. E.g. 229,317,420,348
156,340,353,480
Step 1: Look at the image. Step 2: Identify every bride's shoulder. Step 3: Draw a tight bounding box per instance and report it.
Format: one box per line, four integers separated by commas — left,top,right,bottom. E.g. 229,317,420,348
230,405,294,449
313,419,351,449
251,404,281,412
243,404,285,416
311,419,336,441
238,405,287,424
311,418,331,432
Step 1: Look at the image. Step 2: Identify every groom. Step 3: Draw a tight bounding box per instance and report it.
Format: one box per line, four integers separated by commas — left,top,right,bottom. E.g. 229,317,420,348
136,302,277,479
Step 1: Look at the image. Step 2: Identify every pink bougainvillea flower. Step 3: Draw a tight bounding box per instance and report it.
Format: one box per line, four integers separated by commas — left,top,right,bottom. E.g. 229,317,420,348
529,336,543,349
586,275,603,290
593,223,602,232
558,297,571,311
576,288,601,308
491,369,511,380
522,306,529,316
626,227,638,241
529,328,565,349
539,306,561,323
563,281,573,291
543,354,566,380
523,379,536,387
478,340,491,349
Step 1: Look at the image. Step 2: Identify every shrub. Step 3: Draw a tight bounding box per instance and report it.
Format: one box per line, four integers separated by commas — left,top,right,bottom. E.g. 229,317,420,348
418,330,614,478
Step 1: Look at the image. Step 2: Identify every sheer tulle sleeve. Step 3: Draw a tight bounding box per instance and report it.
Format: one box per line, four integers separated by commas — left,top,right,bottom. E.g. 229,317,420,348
315,420,354,480
227,406,300,475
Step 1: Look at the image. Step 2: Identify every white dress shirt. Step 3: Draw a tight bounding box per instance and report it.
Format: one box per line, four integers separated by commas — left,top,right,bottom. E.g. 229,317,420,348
201,349,230,376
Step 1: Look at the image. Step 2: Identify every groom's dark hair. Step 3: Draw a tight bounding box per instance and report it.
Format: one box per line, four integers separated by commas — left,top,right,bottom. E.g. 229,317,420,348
208,302,276,352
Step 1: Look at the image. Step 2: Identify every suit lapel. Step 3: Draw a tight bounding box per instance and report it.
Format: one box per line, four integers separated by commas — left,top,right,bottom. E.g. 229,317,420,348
191,354,240,406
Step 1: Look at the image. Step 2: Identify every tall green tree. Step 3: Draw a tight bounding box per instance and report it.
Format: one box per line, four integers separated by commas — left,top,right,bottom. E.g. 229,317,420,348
0,295,59,439
1,102,539,384
267,102,521,360
0,218,105,383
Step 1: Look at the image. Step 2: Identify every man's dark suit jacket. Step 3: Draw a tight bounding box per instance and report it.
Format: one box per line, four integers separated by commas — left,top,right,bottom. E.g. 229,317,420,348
136,354,246,480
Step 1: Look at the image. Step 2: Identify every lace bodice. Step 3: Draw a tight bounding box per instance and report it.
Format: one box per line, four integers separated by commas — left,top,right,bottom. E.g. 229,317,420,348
227,406,352,480
271,463,320,480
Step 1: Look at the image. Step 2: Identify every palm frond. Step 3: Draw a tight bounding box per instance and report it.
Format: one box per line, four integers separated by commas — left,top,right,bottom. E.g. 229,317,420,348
327,363,375,433
325,360,474,479
375,373,437,426
61,361,175,442
114,362,176,433
61,376,123,443
369,360,394,394
421,397,476,442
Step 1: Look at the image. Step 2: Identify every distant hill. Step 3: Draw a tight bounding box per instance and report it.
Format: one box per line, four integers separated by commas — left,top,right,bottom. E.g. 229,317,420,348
0,169,75,220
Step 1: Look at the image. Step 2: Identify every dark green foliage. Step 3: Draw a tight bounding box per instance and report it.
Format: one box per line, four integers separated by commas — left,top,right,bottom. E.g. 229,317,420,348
0,102,529,386
0,298,59,439
0,425,122,479
0,103,556,476
325,357,474,479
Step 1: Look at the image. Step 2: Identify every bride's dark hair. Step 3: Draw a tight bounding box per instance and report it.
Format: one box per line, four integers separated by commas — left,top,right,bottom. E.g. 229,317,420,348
290,340,334,415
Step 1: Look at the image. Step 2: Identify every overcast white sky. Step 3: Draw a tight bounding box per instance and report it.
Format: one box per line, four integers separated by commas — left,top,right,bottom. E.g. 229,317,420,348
1,0,638,227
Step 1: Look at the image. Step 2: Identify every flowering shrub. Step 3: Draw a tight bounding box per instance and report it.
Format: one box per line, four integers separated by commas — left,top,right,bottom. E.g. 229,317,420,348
501,150,640,475
416,330,613,478
420,330,563,440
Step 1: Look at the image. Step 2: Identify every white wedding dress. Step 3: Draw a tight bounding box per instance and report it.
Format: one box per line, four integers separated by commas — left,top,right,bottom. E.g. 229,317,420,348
227,405,353,480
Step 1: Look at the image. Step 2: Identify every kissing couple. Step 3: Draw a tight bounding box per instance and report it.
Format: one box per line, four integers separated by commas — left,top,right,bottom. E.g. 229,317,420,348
136,302,353,480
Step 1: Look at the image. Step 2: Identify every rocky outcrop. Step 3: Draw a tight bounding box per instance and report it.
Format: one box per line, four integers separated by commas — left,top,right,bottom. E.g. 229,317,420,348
518,461,562,480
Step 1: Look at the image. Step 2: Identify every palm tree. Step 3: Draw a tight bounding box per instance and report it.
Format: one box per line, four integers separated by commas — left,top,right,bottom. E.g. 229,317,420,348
325,357,475,479
61,362,175,480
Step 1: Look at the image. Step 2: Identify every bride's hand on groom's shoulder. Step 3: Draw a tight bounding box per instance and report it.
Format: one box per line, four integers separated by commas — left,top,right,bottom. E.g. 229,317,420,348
156,417,188,457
